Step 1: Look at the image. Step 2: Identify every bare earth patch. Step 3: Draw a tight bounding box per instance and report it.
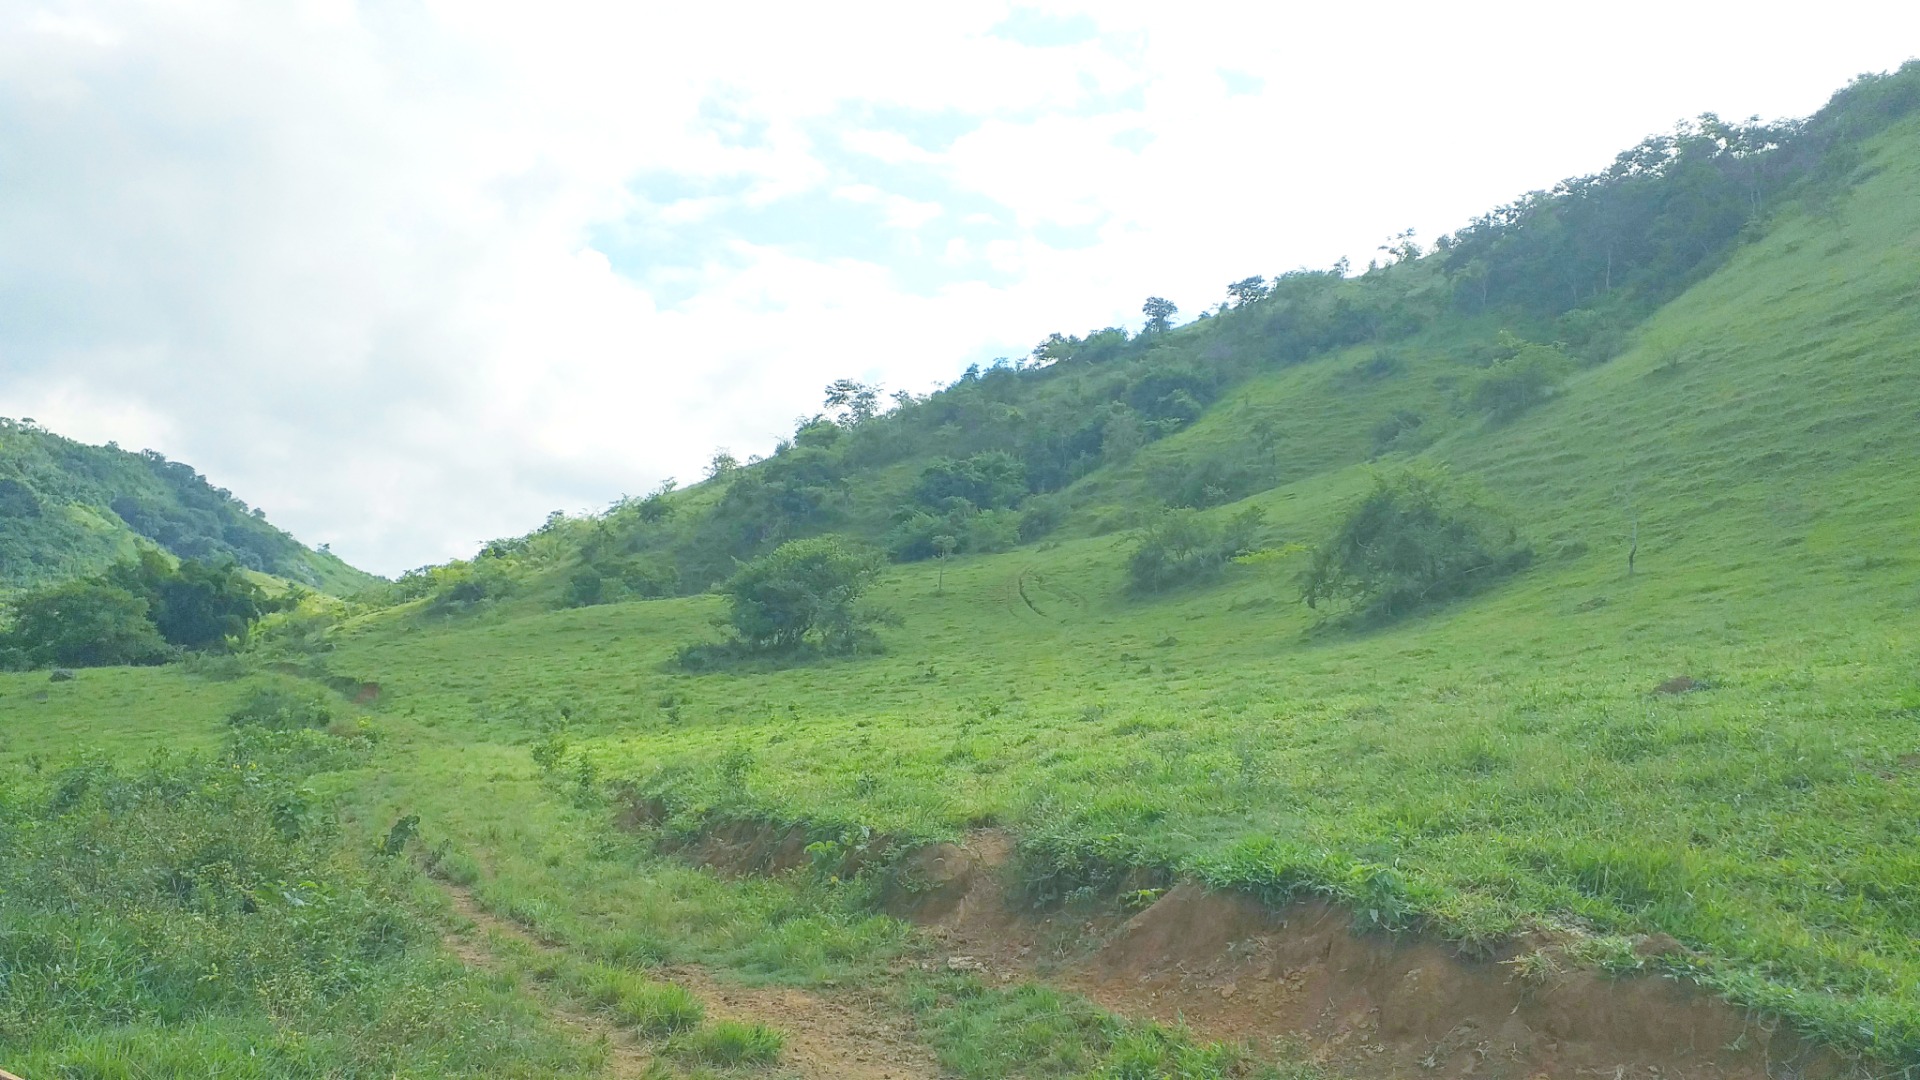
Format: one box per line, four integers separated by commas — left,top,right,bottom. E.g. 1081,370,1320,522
885,830,1852,1080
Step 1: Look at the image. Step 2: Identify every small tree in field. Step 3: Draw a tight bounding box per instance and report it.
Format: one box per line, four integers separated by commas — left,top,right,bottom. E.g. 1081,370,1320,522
721,537,885,652
1299,468,1531,622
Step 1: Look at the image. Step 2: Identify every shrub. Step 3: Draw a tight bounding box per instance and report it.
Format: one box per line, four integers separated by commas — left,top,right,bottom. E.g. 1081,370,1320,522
1298,467,1532,621
718,536,885,652
1369,410,1427,456
228,684,335,731
1126,506,1266,594
0,580,171,668
1467,340,1573,419
912,452,1028,510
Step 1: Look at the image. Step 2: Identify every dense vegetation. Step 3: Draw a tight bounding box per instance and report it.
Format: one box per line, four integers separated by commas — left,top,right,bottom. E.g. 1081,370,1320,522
0,419,372,594
0,550,283,669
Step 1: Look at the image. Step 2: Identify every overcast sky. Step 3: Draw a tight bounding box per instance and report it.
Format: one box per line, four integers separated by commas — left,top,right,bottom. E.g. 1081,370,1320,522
3,1,1915,576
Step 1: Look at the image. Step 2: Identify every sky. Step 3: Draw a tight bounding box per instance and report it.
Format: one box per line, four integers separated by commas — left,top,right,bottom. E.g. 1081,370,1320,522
2,1,1916,577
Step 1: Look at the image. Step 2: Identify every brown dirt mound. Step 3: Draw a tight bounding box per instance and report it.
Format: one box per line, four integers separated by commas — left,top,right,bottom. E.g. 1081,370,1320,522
891,832,1853,1080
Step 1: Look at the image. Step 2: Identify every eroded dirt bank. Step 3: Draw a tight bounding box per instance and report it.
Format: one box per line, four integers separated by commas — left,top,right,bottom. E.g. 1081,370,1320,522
684,820,1854,1080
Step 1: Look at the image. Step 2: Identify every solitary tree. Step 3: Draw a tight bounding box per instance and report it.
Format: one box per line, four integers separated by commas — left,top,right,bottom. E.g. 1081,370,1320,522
1226,276,1269,307
1141,296,1178,333
823,379,881,425
932,533,958,594
721,537,885,652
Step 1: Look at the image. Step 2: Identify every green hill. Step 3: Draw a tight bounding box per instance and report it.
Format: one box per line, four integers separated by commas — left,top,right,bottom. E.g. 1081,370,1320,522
313,64,1920,1062
0,419,375,594
6,63,1920,1077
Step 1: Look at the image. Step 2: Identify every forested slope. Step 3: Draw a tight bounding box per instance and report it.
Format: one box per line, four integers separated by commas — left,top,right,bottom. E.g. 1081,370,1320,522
385,63,1919,612
0,419,374,594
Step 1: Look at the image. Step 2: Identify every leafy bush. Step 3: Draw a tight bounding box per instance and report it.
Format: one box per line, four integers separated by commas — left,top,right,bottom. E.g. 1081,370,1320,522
564,555,678,607
227,683,335,731
718,536,886,652
1467,339,1573,419
1126,507,1266,594
912,452,1028,510
1370,409,1428,456
0,580,171,668
1299,467,1532,621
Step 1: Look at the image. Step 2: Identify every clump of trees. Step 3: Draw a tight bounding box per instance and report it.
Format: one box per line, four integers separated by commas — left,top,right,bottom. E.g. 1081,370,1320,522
1467,335,1574,419
1299,468,1531,622
1126,506,1267,594
679,537,890,666
0,550,279,669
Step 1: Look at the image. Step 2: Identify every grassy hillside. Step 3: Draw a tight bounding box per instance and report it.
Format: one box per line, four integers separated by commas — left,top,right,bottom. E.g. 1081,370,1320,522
11,64,1920,1076
0,419,375,594
293,76,1920,1064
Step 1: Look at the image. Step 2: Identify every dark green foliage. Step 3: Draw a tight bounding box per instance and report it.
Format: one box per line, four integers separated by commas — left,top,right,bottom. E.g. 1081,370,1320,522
719,536,886,652
886,506,1019,562
0,418,372,593
1467,338,1574,419
564,556,678,607
0,580,170,668
1442,63,1920,331
107,549,273,650
1151,456,1268,510
227,683,334,731
1126,507,1266,594
1370,410,1427,456
1299,468,1532,621
912,452,1028,511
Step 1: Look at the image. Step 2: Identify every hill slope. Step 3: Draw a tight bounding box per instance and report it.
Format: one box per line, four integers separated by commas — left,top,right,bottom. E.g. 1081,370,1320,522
307,65,1920,1065
0,419,375,594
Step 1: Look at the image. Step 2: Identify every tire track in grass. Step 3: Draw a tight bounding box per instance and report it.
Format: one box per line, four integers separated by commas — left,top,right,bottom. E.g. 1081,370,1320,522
440,883,947,1080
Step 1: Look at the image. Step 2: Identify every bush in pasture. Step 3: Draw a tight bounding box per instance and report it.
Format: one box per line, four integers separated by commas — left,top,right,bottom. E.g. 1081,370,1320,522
227,682,335,731
1369,409,1427,456
1125,506,1266,594
0,579,171,669
719,536,885,652
1467,338,1573,419
1298,467,1531,621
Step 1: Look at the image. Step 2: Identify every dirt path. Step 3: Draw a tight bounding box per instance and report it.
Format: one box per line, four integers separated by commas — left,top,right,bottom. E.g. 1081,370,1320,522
440,884,946,1080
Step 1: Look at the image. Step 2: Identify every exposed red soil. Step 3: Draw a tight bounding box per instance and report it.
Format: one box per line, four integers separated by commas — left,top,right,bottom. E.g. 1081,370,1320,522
892,832,1852,1080
676,821,1858,1080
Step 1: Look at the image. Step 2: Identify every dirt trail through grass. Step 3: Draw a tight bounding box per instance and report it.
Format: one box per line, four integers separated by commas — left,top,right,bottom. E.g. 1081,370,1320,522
440,883,947,1080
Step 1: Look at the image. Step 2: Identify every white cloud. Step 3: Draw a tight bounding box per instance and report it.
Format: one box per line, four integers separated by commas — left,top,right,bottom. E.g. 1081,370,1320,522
1,0,1916,574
